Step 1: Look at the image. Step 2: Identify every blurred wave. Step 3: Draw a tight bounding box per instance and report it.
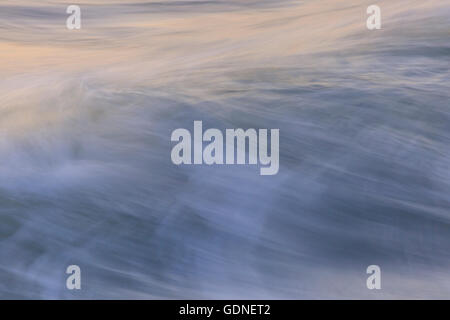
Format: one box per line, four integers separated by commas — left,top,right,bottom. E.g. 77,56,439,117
0,0,449,298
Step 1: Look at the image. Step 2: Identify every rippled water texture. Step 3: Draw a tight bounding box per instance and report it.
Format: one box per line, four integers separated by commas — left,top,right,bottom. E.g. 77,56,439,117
0,0,449,299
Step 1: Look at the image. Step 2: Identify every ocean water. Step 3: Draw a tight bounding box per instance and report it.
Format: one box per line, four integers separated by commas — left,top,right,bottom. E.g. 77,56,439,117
0,0,449,299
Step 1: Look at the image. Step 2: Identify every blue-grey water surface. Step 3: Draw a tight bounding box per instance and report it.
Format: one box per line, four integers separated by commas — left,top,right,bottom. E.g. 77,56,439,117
0,0,449,298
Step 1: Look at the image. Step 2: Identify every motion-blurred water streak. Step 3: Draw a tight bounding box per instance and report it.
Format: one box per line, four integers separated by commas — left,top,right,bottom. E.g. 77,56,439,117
0,0,449,298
